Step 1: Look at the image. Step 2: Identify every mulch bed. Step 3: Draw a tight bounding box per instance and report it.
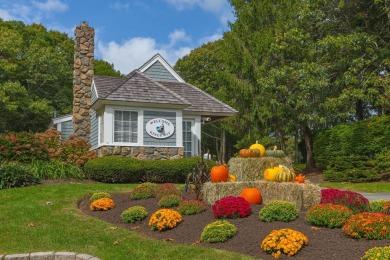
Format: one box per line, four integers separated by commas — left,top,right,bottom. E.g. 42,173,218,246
79,191,390,260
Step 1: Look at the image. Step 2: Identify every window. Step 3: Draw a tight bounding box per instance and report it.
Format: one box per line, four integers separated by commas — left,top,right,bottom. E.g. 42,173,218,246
114,110,138,143
182,120,193,158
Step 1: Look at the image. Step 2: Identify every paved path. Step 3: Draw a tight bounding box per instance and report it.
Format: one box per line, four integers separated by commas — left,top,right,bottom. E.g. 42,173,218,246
360,192,390,201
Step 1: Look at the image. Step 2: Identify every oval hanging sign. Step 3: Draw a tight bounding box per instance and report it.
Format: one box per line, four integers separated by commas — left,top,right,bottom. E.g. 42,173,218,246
146,118,175,139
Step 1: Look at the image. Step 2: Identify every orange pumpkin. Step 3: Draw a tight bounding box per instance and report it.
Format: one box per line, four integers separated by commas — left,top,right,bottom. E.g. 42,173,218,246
239,149,253,158
241,188,262,204
294,174,306,183
210,165,229,182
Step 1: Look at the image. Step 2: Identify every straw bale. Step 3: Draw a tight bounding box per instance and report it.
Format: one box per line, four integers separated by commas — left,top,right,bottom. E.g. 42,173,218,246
202,180,321,210
228,157,292,182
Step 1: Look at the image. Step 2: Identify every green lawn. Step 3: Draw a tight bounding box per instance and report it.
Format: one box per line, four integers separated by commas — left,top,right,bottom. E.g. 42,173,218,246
320,182,390,193
0,184,254,260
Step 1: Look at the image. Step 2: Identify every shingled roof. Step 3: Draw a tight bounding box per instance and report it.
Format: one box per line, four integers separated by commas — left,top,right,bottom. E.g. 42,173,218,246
92,68,237,120
158,81,237,116
93,70,190,106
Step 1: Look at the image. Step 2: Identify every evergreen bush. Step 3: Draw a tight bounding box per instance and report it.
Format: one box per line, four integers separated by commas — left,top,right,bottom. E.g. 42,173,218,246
0,162,39,189
85,157,213,183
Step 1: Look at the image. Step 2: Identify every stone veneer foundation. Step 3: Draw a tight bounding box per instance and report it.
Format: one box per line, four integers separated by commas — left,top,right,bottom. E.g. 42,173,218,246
97,146,184,160
73,21,94,141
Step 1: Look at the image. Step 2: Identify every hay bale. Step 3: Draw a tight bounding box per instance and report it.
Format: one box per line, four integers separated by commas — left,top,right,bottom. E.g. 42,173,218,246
201,180,321,210
228,157,292,182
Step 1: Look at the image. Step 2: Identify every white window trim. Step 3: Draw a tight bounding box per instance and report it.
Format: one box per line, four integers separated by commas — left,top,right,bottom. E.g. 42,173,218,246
112,109,139,145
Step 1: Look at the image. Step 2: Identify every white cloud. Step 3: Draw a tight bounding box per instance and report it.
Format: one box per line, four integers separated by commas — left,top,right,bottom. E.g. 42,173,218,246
97,29,194,74
32,0,68,12
97,37,168,74
109,2,130,11
199,33,222,44
165,0,226,12
0,9,16,21
168,29,191,46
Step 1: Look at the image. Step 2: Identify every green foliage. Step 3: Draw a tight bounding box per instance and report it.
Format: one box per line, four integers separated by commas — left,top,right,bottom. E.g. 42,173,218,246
29,160,84,180
121,206,148,223
259,200,298,222
362,246,390,260
200,220,237,243
0,20,74,132
369,200,387,213
0,162,39,189
323,155,381,183
89,192,112,203
158,194,182,208
305,203,353,228
130,186,155,200
84,157,210,183
177,199,207,215
314,116,390,169
94,59,123,77
0,132,49,163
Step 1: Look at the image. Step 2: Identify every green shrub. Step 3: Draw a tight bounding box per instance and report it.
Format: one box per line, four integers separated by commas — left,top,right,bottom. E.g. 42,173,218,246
29,159,84,180
369,199,387,213
0,132,49,163
84,157,214,183
376,149,390,175
130,186,155,200
362,246,390,260
177,199,206,215
121,206,148,223
155,183,182,199
259,200,298,222
129,182,158,200
0,162,39,189
158,194,182,208
200,220,237,243
323,155,381,182
90,192,112,203
306,203,353,228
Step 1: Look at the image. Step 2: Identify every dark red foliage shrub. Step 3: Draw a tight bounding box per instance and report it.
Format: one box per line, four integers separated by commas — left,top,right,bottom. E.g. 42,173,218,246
0,132,49,162
155,183,181,199
321,188,369,213
212,196,251,219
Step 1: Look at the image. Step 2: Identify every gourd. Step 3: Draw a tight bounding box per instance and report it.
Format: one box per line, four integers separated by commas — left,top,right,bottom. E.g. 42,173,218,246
294,174,306,183
249,140,265,157
275,165,296,182
239,149,253,158
229,174,236,182
210,165,229,182
241,188,262,204
264,168,278,181
265,150,286,158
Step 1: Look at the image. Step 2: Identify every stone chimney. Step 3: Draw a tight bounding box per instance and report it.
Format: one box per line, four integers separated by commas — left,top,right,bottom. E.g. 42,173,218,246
73,21,94,141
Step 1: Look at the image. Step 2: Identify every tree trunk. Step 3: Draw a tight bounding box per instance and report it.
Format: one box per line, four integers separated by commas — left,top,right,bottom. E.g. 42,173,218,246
300,125,316,170
220,129,227,164
356,99,364,120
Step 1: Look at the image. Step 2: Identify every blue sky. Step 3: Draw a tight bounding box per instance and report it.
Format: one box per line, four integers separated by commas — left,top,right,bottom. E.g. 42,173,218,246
0,0,234,73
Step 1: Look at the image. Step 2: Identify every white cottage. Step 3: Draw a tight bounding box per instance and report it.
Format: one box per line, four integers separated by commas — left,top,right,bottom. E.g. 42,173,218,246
51,22,237,159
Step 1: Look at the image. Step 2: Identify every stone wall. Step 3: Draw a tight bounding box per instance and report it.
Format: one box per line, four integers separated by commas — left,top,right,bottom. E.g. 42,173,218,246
97,146,184,160
73,22,94,141
0,251,100,260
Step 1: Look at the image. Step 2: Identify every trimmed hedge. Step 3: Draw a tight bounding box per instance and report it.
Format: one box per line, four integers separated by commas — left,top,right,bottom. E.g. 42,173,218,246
323,155,381,182
84,156,216,183
314,115,390,182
